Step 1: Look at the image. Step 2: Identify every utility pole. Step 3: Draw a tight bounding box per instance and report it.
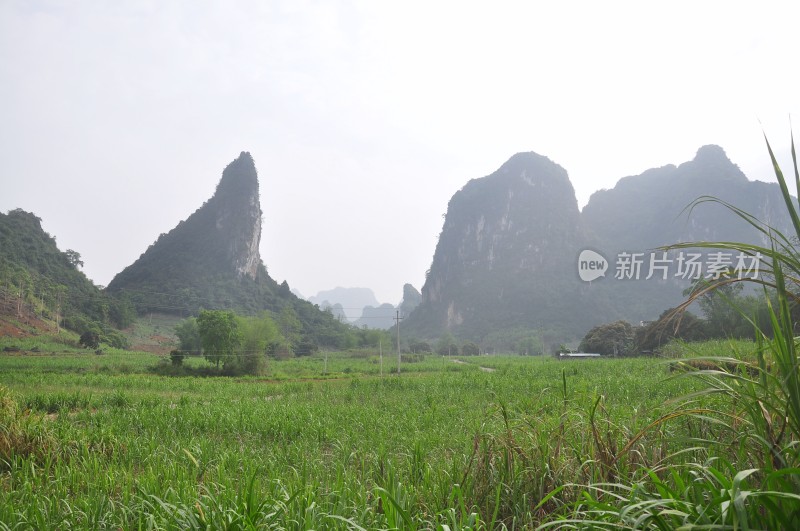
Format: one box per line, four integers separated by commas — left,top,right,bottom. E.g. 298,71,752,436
16,285,23,318
379,340,383,377
394,310,403,374
55,290,62,334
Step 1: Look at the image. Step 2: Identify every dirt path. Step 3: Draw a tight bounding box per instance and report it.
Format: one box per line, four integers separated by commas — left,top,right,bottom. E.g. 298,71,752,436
451,358,496,372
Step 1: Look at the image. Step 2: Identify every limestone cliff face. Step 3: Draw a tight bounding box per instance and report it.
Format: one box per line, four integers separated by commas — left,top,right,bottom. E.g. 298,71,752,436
404,152,594,339
107,152,269,312
210,152,262,280
404,145,794,345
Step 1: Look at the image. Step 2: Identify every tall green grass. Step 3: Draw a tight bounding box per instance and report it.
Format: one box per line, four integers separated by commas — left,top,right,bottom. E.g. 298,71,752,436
0,352,704,528
544,132,800,528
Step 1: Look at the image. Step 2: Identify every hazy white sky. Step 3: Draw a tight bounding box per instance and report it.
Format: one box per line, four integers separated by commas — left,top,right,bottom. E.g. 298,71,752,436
1,1,798,304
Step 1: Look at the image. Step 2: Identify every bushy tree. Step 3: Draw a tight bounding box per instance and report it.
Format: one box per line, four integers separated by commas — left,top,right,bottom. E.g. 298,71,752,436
79,331,100,349
517,335,543,356
175,317,201,355
169,349,185,366
684,280,772,340
355,328,390,349
436,331,459,356
65,249,83,269
293,338,319,356
238,312,281,355
685,280,747,338
461,341,480,356
238,312,282,372
197,310,241,369
634,308,707,353
278,306,302,348
579,320,634,356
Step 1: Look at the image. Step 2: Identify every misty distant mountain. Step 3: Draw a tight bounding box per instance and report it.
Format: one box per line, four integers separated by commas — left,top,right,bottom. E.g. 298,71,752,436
352,303,397,329
403,146,793,350
317,301,348,322
582,145,788,251
399,283,421,316
308,287,380,321
578,144,793,324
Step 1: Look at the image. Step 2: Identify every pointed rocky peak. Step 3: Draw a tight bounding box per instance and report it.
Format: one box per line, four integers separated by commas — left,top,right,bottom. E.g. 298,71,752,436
693,144,729,165
491,151,573,189
210,152,262,280
214,151,259,203
405,151,587,338
107,151,264,302
680,144,746,184
400,283,421,315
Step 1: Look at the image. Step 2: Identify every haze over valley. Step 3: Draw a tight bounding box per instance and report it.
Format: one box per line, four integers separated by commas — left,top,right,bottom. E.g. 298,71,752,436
4,3,800,527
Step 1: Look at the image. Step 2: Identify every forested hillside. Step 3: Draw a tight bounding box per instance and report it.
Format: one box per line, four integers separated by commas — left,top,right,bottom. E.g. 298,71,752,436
0,208,134,345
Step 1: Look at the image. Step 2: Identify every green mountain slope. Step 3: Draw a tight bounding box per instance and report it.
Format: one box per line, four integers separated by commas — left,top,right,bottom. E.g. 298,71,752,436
0,208,133,337
105,152,354,347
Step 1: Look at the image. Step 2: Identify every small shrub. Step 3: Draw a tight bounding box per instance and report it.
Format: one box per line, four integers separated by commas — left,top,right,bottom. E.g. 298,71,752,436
79,331,100,349
170,349,185,367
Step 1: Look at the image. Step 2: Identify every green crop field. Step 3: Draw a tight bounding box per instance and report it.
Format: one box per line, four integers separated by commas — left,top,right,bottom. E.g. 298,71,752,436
1,339,766,530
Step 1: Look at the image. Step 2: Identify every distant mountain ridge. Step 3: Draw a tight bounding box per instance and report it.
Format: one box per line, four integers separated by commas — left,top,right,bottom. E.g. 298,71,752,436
403,146,792,348
310,284,421,330
308,287,380,322
582,145,786,251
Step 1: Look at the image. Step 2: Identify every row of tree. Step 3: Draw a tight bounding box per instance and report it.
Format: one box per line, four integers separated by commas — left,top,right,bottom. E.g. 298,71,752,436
173,308,398,375
579,279,777,356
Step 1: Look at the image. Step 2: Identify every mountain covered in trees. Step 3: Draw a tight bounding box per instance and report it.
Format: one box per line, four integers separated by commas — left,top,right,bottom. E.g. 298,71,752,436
106,152,354,347
0,209,134,344
403,146,793,349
